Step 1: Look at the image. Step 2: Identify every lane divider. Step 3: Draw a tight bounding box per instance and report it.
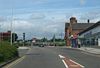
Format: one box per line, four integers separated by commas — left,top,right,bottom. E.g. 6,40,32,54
59,54,85,68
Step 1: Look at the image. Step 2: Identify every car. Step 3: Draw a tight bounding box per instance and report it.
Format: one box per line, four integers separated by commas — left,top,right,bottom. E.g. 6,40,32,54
39,45,44,47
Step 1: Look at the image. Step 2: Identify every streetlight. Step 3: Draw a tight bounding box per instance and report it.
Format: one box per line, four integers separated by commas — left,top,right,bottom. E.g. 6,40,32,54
10,8,13,45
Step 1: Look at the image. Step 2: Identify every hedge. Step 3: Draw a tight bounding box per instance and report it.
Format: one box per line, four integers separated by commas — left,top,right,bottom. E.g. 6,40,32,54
0,41,18,63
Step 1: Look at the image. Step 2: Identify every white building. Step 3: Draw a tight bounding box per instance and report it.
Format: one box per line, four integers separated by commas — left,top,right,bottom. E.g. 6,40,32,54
79,21,100,46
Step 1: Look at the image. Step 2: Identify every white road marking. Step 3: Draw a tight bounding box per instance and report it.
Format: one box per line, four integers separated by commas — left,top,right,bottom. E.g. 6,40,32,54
59,55,68,68
69,59,84,68
3,56,26,68
59,54,85,68
62,59,69,68
59,54,65,59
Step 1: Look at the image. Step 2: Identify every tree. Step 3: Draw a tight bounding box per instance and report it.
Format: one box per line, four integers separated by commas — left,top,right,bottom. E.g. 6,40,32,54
41,37,47,42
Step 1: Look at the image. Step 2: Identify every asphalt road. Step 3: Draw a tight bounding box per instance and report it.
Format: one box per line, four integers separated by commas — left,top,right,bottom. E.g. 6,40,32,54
5,46,65,68
3,46,100,68
49,47,100,68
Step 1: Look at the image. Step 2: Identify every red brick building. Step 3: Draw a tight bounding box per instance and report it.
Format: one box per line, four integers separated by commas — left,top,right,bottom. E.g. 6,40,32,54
65,17,94,46
0,31,11,41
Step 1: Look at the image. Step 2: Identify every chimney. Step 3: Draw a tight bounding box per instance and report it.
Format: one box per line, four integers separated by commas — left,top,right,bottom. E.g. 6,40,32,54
87,19,90,23
70,17,77,24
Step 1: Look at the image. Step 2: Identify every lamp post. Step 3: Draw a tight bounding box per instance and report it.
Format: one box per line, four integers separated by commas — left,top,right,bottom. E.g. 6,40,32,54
10,8,13,45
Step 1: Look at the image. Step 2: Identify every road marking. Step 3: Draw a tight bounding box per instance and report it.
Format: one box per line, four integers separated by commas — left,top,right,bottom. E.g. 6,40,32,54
3,56,26,68
69,59,84,68
59,54,85,68
59,54,65,59
59,54,68,68
62,59,69,68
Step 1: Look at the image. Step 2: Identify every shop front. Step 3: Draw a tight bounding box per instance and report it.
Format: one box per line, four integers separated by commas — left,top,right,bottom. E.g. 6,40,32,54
78,21,100,47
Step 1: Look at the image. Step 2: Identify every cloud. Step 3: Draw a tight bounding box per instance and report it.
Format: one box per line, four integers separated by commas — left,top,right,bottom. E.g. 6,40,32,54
30,13,46,20
0,7,100,39
42,25,59,33
0,16,8,22
80,0,85,5
14,20,35,30
32,0,48,5
79,10,100,22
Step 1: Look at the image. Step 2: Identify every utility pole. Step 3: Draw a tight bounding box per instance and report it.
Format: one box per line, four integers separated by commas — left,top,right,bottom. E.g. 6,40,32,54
10,25,12,45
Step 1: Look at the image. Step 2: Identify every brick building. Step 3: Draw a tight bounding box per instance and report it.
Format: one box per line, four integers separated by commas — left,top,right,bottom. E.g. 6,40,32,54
0,31,11,41
65,17,94,47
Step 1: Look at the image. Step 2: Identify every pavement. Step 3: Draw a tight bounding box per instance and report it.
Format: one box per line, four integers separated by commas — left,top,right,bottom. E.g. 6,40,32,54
18,46,30,57
77,46,100,55
18,46,100,55
18,46,30,50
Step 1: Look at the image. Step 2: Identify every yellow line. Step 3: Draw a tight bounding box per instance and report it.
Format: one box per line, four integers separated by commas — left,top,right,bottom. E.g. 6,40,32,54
3,56,26,68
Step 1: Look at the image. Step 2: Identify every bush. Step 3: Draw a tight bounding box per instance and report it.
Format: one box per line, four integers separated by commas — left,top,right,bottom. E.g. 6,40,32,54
0,41,18,63
55,41,66,46
0,54,4,62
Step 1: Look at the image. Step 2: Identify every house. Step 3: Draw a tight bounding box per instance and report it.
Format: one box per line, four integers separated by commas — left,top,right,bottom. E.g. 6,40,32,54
65,17,94,47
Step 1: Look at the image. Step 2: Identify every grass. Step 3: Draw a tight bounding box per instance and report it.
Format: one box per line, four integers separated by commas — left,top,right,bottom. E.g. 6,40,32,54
0,41,18,63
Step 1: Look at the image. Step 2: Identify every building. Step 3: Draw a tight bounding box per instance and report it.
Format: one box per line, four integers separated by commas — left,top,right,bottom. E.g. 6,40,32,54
65,17,94,47
78,21,100,46
0,31,11,41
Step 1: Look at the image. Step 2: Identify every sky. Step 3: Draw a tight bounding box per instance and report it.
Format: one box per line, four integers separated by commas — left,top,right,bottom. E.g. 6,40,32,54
0,0,100,39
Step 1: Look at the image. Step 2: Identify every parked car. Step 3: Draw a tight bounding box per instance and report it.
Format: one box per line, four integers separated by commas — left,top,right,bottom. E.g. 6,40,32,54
39,45,44,47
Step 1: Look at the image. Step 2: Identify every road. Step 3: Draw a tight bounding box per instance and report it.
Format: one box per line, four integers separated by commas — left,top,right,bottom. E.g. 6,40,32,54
52,47,100,68
3,46,100,68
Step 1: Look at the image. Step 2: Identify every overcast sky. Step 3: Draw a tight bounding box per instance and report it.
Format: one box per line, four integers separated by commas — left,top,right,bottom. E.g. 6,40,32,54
0,0,100,39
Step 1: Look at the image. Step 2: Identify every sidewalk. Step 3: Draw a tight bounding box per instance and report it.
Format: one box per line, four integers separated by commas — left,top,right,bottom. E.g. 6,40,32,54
18,46,30,50
77,47,100,55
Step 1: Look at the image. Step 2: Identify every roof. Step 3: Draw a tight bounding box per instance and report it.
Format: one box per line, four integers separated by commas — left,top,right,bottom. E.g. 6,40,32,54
79,21,100,35
72,23,94,30
65,22,94,30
